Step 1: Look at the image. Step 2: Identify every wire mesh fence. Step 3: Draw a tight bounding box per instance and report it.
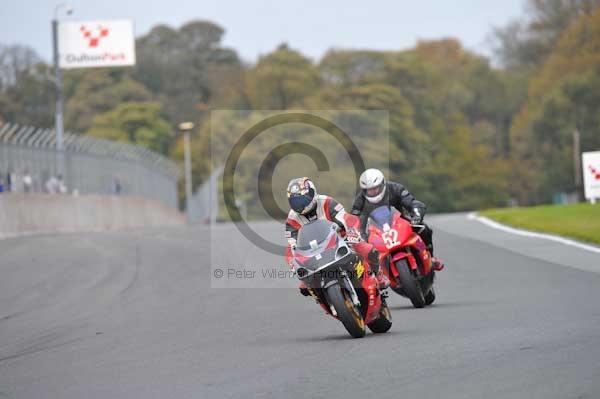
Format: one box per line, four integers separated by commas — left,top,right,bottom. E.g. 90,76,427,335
189,166,222,224
0,123,181,209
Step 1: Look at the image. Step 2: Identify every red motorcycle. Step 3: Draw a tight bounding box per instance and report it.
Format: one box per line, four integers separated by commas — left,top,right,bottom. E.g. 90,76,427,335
292,215,392,338
366,206,437,308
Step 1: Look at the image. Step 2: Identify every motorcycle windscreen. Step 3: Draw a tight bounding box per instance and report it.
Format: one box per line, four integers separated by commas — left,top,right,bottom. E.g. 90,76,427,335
295,220,339,270
296,219,335,250
367,206,400,230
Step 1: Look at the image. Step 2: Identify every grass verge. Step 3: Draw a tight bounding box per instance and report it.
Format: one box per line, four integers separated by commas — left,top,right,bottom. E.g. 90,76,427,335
480,203,600,246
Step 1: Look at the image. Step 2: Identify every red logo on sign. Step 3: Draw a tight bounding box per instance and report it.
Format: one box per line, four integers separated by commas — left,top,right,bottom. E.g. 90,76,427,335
589,165,600,181
80,25,109,48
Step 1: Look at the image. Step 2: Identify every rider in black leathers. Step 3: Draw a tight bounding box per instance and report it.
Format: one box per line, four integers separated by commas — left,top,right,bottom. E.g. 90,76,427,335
350,169,436,256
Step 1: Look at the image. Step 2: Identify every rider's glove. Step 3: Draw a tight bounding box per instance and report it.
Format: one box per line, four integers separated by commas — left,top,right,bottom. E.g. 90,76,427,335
411,208,423,224
345,228,361,244
368,248,380,270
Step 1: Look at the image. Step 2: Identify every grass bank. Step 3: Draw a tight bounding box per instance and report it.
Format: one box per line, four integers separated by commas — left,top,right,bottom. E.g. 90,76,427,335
480,203,600,245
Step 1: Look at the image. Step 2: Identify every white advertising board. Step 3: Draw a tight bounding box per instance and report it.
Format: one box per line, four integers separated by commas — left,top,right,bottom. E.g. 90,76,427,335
58,20,135,69
582,151,600,201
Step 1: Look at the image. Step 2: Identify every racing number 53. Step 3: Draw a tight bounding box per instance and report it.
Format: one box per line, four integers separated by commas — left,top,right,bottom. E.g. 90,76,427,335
382,229,399,248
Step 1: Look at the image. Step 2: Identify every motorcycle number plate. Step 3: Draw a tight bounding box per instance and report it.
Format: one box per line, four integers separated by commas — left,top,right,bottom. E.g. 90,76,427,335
382,229,399,248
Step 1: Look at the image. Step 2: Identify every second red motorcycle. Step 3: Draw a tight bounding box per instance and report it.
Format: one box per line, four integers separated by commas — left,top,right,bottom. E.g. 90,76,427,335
366,206,438,308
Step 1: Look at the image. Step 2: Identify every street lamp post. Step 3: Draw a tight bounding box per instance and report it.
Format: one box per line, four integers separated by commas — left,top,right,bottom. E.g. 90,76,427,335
52,4,72,169
179,122,195,224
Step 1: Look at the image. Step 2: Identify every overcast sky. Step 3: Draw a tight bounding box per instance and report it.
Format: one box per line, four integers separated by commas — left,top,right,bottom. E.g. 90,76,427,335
1,0,525,63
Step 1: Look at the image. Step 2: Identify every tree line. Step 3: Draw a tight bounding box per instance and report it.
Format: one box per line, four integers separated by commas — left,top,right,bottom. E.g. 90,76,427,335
1,0,600,212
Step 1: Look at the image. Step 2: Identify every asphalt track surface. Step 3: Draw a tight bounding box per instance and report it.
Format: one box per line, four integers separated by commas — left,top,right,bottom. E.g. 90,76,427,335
1,214,600,398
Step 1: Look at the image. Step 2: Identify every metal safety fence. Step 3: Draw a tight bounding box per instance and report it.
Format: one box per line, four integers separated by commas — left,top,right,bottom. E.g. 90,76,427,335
189,166,222,224
0,123,181,209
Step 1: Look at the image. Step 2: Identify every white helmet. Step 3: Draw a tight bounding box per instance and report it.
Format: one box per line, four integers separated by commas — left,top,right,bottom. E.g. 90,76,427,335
359,168,386,203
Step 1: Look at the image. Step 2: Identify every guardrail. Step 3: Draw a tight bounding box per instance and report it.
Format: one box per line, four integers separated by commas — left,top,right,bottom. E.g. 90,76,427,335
0,123,180,209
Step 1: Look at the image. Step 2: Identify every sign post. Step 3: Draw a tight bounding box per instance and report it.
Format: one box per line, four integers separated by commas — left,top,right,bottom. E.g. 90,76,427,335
51,3,73,167
582,151,600,204
52,16,135,176
52,18,65,152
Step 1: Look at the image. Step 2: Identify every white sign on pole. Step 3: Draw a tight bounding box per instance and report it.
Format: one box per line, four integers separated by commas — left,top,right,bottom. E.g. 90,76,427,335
58,20,136,69
582,151,600,202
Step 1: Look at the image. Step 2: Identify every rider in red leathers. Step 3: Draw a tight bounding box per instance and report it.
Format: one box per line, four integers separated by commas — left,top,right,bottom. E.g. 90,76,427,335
284,177,390,297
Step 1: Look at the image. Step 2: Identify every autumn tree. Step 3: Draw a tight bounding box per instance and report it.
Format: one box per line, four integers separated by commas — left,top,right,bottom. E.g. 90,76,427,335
492,0,600,69
134,20,242,122
244,44,320,109
0,45,53,126
509,6,600,202
87,102,172,155
64,68,153,132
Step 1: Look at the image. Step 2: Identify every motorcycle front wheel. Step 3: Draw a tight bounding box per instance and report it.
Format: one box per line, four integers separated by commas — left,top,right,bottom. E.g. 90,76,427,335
395,259,426,308
326,284,366,338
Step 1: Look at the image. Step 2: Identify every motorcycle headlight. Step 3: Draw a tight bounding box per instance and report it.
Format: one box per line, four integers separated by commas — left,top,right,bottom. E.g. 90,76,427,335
296,267,308,278
336,246,349,259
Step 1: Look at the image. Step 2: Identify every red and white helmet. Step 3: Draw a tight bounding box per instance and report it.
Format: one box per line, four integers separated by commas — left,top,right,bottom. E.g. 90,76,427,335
359,168,386,203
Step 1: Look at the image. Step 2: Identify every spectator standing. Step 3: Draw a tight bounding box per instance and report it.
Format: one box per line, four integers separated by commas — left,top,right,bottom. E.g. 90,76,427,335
112,178,122,195
11,171,18,192
22,170,33,193
45,175,59,194
10,170,21,193
57,175,67,194
6,170,12,192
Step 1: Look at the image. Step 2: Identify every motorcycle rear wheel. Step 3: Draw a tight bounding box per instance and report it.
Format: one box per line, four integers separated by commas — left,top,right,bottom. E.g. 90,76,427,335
395,259,426,308
425,286,436,305
367,301,392,333
326,284,366,338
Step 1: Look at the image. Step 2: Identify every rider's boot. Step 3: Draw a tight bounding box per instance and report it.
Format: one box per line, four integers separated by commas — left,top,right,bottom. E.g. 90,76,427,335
367,248,390,290
298,281,311,297
426,243,444,271
432,257,445,271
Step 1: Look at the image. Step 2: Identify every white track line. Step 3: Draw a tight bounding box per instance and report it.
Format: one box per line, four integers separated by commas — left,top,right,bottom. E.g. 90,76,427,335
467,212,600,255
